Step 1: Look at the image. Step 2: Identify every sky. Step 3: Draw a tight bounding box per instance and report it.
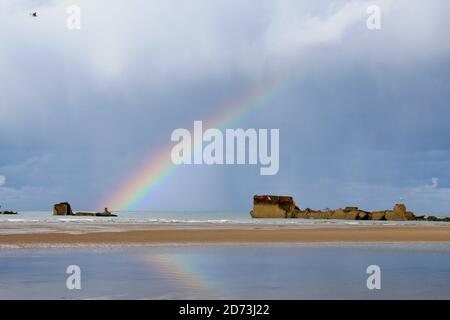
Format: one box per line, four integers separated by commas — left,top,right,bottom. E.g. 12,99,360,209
1,0,450,213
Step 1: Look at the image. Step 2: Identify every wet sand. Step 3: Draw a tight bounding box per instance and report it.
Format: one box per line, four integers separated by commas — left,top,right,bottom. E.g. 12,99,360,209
1,223,450,247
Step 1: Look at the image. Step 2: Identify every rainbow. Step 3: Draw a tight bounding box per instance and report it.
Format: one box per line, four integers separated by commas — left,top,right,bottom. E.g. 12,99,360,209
103,72,300,210
139,253,221,298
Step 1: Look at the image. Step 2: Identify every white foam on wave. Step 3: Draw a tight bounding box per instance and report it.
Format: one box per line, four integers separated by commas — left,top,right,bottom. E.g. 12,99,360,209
3,211,450,227
58,218,96,222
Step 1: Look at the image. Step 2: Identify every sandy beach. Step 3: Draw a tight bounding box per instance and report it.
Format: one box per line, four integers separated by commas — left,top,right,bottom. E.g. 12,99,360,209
1,223,450,247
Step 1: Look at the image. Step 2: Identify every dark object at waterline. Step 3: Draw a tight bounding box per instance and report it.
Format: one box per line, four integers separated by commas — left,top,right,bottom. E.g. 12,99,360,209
0,211,18,215
53,202,117,217
250,195,450,222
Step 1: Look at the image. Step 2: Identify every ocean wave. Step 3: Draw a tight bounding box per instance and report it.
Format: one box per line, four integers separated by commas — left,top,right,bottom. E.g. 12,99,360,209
2,213,450,227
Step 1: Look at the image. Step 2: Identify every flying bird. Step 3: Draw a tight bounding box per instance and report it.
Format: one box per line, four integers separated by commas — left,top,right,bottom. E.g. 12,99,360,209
30,12,38,17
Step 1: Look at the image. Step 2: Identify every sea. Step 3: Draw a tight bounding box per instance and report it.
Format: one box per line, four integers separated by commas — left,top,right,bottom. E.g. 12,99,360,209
1,211,450,299
1,210,449,227
1,244,450,299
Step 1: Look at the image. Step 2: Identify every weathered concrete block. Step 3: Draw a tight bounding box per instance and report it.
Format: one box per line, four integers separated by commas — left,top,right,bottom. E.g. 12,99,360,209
53,202,73,216
251,195,298,218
